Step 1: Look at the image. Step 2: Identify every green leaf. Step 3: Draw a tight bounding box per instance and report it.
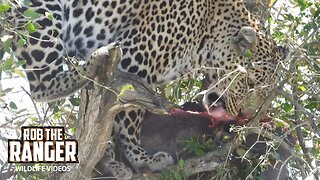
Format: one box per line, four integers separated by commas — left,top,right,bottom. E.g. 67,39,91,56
222,135,231,142
173,171,182,180
298,85,307,91
45,12,54,21
25,22,37,33
275,121,285,128
4,38,11,53
305,102,318,110
16,60,26,67
0,3,10,14
194,147,205,156
17,38,26,47
313,7,320,18
3,57,14,70
285,14,295,21
2,88,13,94
71,127,75,134
311,146,320,159
283,102,293,112
14,69,26,78
23,9,41,19
295,144,302,152
17,174,23,180
9,101,17,110
296,0,307,11
244,49,252,57
178,159,184,168
68,97,80,106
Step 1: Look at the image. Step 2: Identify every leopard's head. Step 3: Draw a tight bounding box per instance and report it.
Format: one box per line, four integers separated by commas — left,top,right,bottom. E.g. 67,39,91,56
203,27,288,119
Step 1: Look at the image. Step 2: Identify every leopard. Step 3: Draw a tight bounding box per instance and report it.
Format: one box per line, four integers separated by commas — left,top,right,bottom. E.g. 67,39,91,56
7,0,287,178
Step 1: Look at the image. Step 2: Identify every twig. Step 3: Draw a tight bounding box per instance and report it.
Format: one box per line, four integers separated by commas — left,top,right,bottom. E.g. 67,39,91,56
0,113,31,128
21,86,42,122
277,155,293,180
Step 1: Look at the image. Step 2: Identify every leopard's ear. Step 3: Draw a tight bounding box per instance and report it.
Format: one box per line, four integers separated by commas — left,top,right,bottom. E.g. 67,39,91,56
270,45,289,64
231,26,257,54
277,45,289,60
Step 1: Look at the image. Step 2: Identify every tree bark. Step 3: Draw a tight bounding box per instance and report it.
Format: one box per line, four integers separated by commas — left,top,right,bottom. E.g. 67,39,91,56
57,44,122,179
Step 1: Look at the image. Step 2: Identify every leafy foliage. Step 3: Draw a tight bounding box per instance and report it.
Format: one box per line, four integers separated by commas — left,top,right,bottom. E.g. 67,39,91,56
0,2,79,179
184,135,215,157
269,0,320,179
159,159,188,180
164,77,204,105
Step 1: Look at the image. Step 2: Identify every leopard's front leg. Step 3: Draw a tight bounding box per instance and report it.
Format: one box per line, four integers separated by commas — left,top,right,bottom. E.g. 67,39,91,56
113,106,174,173
95,138,133,179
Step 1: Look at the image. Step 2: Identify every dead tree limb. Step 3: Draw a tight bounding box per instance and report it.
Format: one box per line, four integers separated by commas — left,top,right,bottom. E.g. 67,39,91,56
57,43,176,179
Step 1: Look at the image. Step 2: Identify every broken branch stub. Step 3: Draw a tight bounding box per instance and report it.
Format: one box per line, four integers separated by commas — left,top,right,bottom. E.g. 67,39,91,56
58,43,122,179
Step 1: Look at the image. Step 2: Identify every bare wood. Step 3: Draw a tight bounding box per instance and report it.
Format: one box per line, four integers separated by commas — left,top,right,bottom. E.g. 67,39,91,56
57,44,122,179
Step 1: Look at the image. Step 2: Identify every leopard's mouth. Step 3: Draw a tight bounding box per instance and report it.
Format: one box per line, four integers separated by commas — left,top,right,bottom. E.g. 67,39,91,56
206,100,235,122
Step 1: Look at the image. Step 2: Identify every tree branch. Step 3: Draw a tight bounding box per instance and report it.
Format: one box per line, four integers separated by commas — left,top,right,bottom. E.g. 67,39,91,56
276,89,320,137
